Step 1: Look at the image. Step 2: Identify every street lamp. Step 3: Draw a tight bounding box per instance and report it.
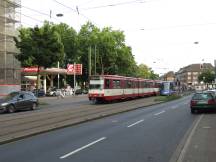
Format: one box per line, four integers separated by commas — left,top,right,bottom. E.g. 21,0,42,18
56,13,63,17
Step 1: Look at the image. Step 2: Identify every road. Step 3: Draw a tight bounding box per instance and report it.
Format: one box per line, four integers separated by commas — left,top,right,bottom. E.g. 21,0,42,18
0,96,197,162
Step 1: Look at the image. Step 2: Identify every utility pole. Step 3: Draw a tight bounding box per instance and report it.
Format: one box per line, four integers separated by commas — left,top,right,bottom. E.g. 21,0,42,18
88,46,91,77
94,45,97,75
214,60,216,88
57,61,59,89
74,62,76,96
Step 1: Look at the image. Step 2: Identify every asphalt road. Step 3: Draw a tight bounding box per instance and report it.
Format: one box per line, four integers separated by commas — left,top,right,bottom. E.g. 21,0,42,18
0,96,197,162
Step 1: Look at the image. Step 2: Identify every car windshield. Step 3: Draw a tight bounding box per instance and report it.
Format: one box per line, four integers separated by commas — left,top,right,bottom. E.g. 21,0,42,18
192,93,213,100
3,92,19,100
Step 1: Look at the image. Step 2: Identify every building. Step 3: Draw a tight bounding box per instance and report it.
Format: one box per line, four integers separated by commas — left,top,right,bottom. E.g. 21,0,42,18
160,71,175,81
175,63,214,88
0,0,21,96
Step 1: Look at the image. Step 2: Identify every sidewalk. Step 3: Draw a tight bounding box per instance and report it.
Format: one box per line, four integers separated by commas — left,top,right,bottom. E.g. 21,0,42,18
179,114,216,162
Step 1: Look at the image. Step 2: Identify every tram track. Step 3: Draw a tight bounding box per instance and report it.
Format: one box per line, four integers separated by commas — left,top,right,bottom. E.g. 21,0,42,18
0,97,162,144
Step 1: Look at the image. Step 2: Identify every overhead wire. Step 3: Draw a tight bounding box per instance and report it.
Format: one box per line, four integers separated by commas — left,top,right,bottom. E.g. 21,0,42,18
0,3,43,24
52,0,98,25
80,0,147,10
4,0,62,23
21,13,44,24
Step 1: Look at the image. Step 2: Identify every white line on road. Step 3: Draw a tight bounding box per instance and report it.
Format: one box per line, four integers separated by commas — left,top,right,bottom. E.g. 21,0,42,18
127,119,144,128
60,137,106,159
154,110,165,116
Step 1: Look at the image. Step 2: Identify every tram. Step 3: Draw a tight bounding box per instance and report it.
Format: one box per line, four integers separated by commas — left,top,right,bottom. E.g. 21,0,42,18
88,75,161,103
160,81,176,96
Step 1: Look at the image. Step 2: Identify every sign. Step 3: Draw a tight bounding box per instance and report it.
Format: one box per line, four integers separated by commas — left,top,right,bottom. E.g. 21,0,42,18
67,64,82,75
67,64,75,73
22,67,40,72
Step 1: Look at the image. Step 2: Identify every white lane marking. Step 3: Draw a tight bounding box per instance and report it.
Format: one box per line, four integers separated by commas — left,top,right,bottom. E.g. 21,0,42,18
154,110,165,116
127,119,144,128
60,137,106,159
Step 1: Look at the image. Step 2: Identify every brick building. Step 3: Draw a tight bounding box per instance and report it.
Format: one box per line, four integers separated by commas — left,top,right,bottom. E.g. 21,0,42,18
175,63,214,88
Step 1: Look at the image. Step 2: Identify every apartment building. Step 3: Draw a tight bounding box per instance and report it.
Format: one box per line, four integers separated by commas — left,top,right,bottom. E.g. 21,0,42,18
175,63,214,87
160,71,175,81
0,0,21,96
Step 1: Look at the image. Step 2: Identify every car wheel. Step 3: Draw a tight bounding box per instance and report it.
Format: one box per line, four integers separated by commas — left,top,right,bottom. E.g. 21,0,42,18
53,93,56,96
31,103,37,110
7,105,15,113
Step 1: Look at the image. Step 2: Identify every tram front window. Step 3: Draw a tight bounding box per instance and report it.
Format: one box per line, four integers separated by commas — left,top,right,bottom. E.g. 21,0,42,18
89,84,102,89
163,83,170,90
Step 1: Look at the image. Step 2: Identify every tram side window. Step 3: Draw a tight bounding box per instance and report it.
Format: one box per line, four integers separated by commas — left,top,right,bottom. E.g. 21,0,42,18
126,81,132,88
170,82,174,90
149,82,153,88
105,79,110,89
113,80,121,89
136,81,139,88
144,82,148,88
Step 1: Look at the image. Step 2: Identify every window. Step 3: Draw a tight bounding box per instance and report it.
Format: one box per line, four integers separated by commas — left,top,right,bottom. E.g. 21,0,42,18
105,79,110,89
193,72,198,75
135,81,139,88
113,80,121,89
126,81,132,88
89,84,102,89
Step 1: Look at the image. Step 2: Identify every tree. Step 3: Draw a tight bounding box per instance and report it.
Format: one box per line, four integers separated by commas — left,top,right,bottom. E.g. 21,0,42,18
14,22,64,93
52,23,77,67
198,69,215,84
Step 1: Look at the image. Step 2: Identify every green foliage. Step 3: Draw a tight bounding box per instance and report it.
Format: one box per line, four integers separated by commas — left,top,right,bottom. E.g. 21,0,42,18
136,64,159,79
15,21,159,86
15,22,64,68
154,94,181,102
52,23,77,67
198,69,215,84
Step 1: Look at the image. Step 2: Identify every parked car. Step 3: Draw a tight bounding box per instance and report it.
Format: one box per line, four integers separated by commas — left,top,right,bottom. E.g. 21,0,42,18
75,89,83,95
82,89,88,94
190,92,216,114
46,88,62,96
32,89,45,97
205,89,216,98
0,91,39,113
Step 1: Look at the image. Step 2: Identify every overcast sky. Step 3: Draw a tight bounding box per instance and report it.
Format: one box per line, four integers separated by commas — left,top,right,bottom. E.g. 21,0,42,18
21,0,216,75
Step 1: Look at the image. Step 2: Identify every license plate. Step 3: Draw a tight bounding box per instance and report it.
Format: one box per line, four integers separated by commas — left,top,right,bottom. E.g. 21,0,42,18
198,101,207,104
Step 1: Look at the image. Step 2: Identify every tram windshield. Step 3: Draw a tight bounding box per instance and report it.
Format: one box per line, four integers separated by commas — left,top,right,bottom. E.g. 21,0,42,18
89,80,103,89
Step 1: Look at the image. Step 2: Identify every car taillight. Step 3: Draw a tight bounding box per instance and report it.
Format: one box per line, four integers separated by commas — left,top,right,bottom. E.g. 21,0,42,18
208,99,216,104
190,100,197,106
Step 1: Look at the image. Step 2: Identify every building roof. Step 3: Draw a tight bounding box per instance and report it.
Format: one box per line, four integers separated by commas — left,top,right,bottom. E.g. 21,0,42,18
176,63,214,74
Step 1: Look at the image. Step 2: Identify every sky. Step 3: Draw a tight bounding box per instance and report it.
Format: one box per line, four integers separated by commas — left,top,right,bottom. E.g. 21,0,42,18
20,0,216,75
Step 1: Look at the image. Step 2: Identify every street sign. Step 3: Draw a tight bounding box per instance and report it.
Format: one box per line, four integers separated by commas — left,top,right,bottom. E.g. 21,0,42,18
67,64,75,73
67,64,82,75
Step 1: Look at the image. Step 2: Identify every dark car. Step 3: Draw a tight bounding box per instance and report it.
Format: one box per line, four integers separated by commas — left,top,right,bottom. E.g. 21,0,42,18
75,89,83,95
0,91,39,113
190,92,216,114
32,89,45,97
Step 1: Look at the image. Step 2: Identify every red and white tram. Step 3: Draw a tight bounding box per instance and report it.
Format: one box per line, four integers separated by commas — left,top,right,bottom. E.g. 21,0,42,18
88,75,161,103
